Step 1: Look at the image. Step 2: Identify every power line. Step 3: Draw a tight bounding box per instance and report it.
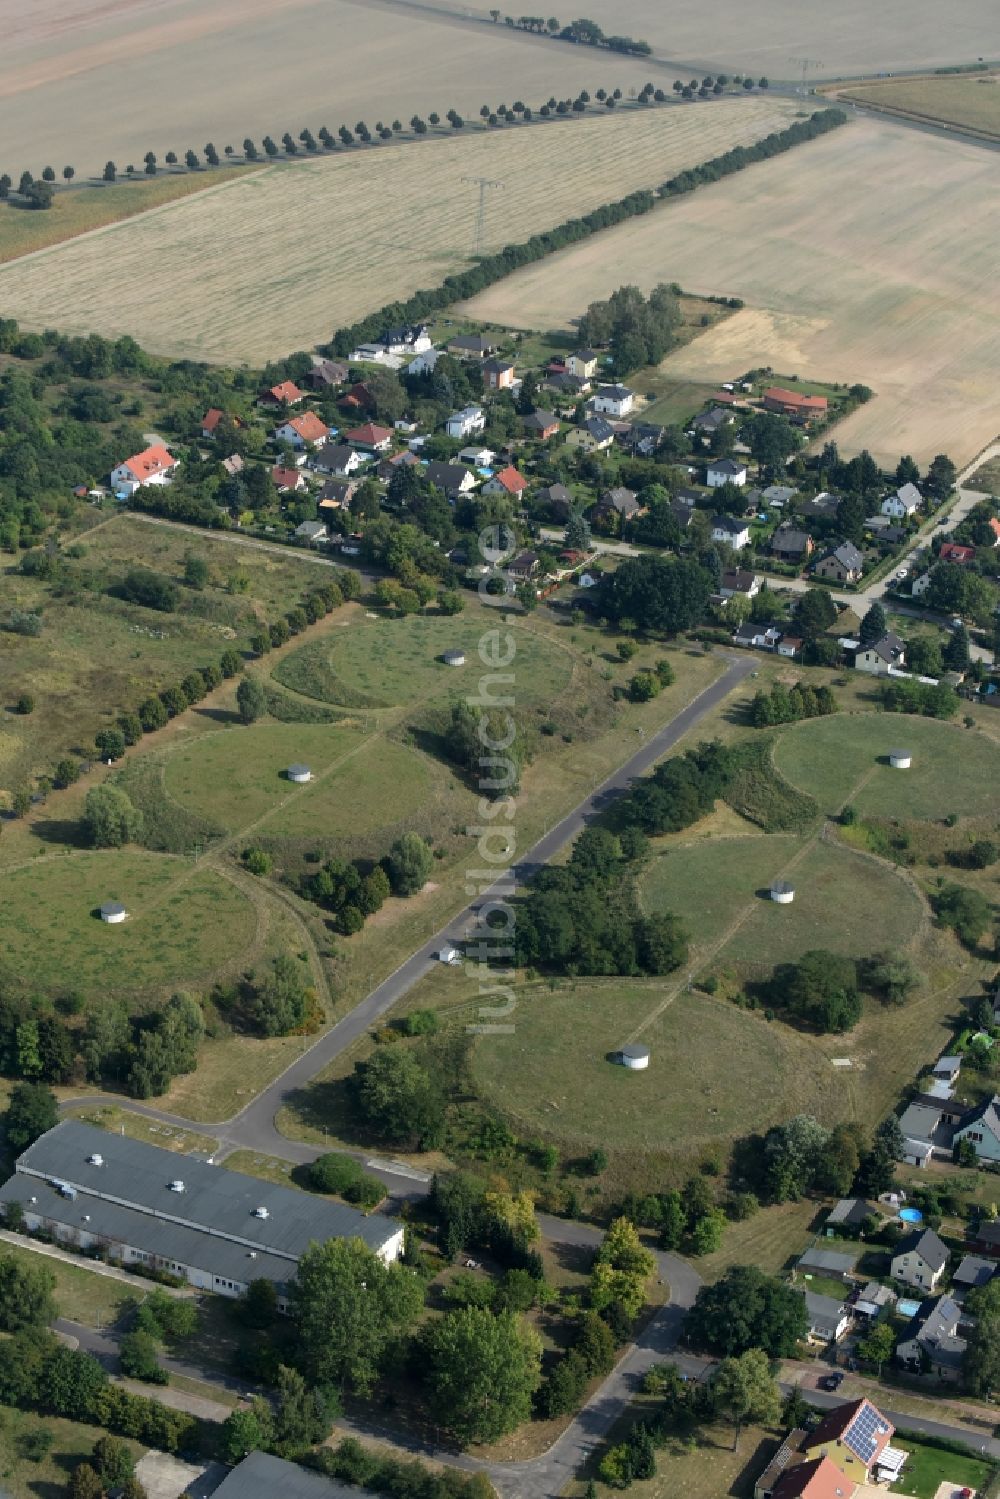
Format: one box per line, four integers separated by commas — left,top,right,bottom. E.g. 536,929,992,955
461,175,505,254
788,57,823,94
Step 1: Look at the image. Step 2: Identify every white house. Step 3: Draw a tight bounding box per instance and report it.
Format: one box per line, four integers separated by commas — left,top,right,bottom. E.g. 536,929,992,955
711,515,751,548
706,457,748,488
854,631,906,676
567,349,600,379
407,348,442,377
274,411,329,449
891,1228,949,1291
111,444,180,496
882,482,922,519
446,406,486,440
458,444,496,468
348,344,404,369
591,384,636,417
378,323,432,355
804,1291,851,1345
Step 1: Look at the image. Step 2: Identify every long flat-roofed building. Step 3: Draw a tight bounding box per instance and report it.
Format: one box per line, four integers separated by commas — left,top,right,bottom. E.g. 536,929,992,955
0,1122,403,1304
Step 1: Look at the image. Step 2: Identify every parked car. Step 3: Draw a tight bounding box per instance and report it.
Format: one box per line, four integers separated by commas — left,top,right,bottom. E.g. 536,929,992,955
820,1372,845,1392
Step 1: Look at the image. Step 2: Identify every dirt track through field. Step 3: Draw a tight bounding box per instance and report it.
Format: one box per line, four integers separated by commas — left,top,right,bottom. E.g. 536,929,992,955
462,115,1000,467
0,99,797,363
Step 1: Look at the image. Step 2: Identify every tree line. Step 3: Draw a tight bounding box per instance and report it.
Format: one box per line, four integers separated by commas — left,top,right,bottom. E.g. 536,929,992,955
660,106,847,196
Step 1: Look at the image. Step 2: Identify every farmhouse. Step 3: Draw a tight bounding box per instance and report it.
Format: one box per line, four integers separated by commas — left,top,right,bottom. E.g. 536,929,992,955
565,415,616,452
567,349,599,378
854,631,905,675
952,1094,1000,1163
0,1122,403,1302
445,406,486,440
345,422,393,453
482,358,516,389
881,482,922,519
272,466,307,493
711,515,751,548
262,381,304,406
814,542,864,584
706,457,748,488
896,1295,967,1379
275,411,329,449
590,383,636,417
311,445,363,477
424,460,477,497
763,387,828,422
110,444,179,497
447,334,496,360
522,409,560,440
484,465,528,498
771,523,814,563
804,1290,851,1345
802,1398,894,1482
890,1227,949,1291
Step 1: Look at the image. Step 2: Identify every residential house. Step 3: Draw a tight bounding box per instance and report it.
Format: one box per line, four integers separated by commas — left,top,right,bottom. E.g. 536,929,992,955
854,1282,896,1321
763,386,828,422
545,370,591,396
311,445,363,477
349,342,403,368
814,542,864,585
377,323,431,355
854,631,905,675
733,621,784,651
110,444,179,496
446,333,496,360
272,466,307,493
201,407,225,438
881,482,922,519
763,484,799,508
776,634,803,659
796,1247,855,1281
507,551,539,581
483,465,529,500
932,1055,962,1086
890,1227,949,1291
294,520,328,544
594,487,641,523
0,1122,404,1304
457,444,496,468
482,358,516,390
896,1295,967,1380
804,1291,851,1345
802,491,841,521
939,542,976,565
590,383,636,417
707,457,748,489
275,411,329,449
989,517,1000,546
424,461,477,497
536,482,574,519
692,405,734,435
522,409,560,440
565,416,616,452
953,1095,1000,1163
340,382,375,413
220,453,244,478
620,421,664,458
406,348,443,377
673,486,704,509
719,569,761,599
261,380,304,406
567,349,600,379
304,358,348,390
802,1398,894,1482
317,479,357,514
445,406,486,440
345,422,393,453
825,1199,875,1234
952,1254,996,1297
771,1457,855,1499
771,524,814,563
711,514,751,548
969,1219,1000,1258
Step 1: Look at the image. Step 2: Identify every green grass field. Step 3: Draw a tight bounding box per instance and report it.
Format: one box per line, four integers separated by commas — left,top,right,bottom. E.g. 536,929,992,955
0,1240,129,1328
772,713,1000,820
273,614,572,710
641,834,923,969
892,1436,995,1499
471,982,847,1152
0,1408,139,1499
0,848,255,1001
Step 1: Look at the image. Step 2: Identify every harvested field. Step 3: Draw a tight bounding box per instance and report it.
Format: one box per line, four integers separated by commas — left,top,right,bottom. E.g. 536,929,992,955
841,73,1000,139
462,116,1000,466
0,99,798,363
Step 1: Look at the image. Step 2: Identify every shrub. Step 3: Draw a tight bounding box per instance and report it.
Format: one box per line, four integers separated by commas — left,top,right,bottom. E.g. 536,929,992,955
243,847,272,875
15,693,34,715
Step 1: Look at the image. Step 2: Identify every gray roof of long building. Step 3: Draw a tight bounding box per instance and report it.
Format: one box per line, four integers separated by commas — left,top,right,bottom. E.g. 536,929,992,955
797,1247,855,1273
12,1122,398,1261
214,1451,360,1499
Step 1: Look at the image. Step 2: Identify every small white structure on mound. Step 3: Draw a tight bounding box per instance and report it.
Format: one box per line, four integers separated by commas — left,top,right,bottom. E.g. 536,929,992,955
888,748,912,769
437,945,461,965
442,649,466,667
617,1044,650,1071
287,764,312,784
770,880,795,905
99,901,128,924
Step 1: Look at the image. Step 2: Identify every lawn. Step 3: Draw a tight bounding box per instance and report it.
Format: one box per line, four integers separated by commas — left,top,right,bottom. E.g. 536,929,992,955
0,1408,140,1499
0,848,256,1002
566,1415,780,1499
273,613,572,710
0,1238,129,1328
471,981,849,1153
842,74,1000,139
891,1435,995,1499
772,713,1000,820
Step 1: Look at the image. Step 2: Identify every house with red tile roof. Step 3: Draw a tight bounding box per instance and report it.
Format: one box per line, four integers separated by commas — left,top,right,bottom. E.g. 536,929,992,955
275,411,330,449
201,407,224,437
345,422,393,452
483,464,529,498
110,444,179,497
939,542,976,565
989,517,1000,546
272,466,307,493
770,1456,854,1499
261,380,304,406
763,387,828,421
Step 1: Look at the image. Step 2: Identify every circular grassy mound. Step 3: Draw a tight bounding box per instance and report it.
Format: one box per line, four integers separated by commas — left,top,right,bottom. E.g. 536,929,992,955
471,982,846,1151
772,713,999,820
0,848,256,1000
273,615,572,710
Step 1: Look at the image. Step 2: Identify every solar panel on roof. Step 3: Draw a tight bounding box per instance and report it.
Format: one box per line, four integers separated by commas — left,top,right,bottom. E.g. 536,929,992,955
844,1403,887,1465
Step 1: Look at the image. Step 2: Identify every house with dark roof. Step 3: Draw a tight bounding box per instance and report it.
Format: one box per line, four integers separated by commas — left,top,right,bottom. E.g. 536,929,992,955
692,405,734,435
213,1451,359,1499
970,1218,1000,1257
763,484,799,507
522,409,560,440
567,349,600,379
882,482,922,519
711,514,751,548
594,486,641,521
566,415,615,452
424,461,477,497
591,383,636,417
804,1290,851,1344
720,569,760,599
482,358,515,389
890,1227,949,1291
854,631,906,676
304,358,348,389
826,1198,875,1233
813,542,864,584
796,1247,855,1280
952,1254,996,1297
620,421,664,458
803,1397,894,1481
802,490,841,521
446,333,496,360
706,457,748,488
536,482,574,519
317,479,357,514
953,1094,1000,1163
896,1294,967,1379
771,523,814,563
311,444,363,477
